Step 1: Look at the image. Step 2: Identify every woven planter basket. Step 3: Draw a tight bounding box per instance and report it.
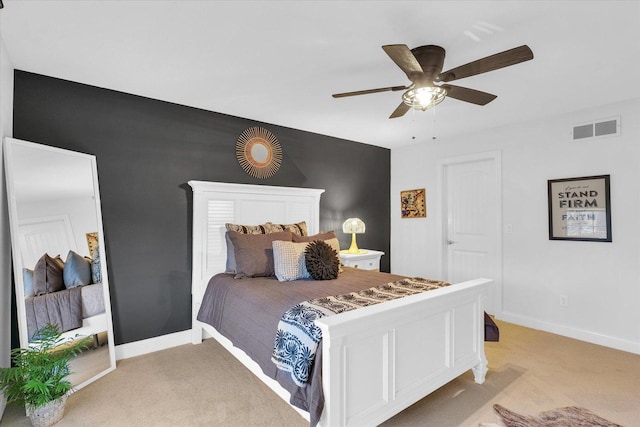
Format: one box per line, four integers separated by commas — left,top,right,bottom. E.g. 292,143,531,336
26,395,67,427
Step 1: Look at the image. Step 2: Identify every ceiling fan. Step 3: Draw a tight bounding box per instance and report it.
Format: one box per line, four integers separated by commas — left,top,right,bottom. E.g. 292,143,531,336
332,44,533,118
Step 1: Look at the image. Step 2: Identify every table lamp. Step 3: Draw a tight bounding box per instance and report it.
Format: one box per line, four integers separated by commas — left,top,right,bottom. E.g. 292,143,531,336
341,217,367,254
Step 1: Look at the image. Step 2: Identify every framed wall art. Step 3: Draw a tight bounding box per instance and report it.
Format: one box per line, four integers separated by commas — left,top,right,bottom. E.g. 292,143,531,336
547,175,611,242
86,231,99,257
400,188,426,218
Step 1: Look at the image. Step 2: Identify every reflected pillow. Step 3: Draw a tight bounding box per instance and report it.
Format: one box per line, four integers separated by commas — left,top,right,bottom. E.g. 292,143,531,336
228,230,293,278
92,246,102,284
33,254,65,295
272,240,311,282
23,268,35,298
63,250,92,288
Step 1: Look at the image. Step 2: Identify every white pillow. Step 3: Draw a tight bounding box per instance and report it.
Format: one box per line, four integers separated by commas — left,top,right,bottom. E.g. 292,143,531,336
272,240,311,282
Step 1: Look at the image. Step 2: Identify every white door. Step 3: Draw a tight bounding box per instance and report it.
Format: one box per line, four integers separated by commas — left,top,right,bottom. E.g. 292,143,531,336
18,215,77,269
441,154,501,314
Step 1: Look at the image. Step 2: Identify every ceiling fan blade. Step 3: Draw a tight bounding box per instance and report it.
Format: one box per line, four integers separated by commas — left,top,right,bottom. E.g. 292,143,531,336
382,44,423,79
332,85,407,98
438,45,534,82
389,102,411,119
442,84,497,105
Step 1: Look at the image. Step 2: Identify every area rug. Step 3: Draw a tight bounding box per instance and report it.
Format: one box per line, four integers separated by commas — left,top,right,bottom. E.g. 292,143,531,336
480,404,624,427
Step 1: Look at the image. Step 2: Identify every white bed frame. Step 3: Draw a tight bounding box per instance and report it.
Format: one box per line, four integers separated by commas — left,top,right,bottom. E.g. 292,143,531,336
189,181,492,427
59,313,107,342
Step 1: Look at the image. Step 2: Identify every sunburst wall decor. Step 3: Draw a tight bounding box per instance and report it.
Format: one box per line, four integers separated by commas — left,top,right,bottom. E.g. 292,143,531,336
236,126,282,179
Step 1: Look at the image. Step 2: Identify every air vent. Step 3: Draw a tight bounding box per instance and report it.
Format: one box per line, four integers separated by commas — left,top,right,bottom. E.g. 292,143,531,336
572,116,620,140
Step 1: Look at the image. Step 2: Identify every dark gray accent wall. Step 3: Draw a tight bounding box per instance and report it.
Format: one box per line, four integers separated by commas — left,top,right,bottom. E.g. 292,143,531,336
12,71,391,345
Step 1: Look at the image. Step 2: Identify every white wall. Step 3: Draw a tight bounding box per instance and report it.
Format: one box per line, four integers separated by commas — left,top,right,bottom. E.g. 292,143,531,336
0,33,14,417
391,99,640,354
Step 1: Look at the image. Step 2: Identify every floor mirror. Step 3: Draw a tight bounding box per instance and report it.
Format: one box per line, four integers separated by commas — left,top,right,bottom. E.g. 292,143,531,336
4,137,116,389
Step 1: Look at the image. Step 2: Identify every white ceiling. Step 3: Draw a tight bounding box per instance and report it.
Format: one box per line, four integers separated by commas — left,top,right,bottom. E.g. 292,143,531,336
1,1,639,149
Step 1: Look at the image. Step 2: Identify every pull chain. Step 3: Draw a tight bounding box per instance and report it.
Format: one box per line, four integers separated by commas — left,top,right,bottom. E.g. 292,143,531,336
431,105,437,140
411,107,417,140
409,106,438,141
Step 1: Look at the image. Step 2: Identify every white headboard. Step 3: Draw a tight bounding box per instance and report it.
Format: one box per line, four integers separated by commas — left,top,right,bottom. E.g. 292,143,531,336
188,181,325,318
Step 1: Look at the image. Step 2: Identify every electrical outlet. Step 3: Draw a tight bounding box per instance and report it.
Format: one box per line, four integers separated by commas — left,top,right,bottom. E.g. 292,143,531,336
560,294,569,307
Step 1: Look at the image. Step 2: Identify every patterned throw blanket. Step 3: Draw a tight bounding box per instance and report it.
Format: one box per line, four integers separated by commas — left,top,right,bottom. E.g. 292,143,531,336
271,277,450,386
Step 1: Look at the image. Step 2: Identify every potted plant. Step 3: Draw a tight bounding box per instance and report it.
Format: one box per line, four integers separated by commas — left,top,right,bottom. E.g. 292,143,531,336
0,324,90,427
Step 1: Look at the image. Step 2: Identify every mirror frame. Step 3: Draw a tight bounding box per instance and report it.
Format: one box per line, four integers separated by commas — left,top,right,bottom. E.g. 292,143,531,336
4,137,116,389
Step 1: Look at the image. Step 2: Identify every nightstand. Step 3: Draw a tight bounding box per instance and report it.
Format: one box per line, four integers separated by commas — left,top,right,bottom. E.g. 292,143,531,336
339,250,384,271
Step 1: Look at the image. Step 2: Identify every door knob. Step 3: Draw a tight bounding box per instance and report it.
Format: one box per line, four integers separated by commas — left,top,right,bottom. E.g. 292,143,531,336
447,240,457,245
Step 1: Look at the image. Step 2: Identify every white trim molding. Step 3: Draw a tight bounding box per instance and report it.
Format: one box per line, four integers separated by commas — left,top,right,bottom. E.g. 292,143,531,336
500,311,640,355
115,330,192,361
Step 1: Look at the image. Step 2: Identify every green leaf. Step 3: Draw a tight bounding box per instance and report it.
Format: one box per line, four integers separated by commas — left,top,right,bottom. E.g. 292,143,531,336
0,323,87,407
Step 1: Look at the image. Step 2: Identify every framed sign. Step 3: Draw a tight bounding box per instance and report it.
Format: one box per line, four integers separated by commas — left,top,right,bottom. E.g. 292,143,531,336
548,175,611,242
400,188,426,218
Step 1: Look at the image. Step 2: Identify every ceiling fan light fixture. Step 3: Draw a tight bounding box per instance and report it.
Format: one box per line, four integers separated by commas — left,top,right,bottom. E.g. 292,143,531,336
332,44,532,118
402,86,447,111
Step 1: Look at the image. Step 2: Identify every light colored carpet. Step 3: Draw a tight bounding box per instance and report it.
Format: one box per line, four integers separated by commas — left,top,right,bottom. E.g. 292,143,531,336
2,320,638,426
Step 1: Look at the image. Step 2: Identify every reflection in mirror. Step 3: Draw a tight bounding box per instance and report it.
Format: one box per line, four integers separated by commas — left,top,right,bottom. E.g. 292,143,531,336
4,138,116,389
250,142,270,165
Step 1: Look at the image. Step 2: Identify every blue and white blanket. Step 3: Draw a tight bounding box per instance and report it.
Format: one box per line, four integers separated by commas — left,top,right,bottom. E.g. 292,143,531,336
271,277,450,386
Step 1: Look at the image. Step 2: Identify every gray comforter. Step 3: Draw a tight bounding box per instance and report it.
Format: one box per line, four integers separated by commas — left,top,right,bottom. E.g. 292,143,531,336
25,287,83,341
196,267,406,426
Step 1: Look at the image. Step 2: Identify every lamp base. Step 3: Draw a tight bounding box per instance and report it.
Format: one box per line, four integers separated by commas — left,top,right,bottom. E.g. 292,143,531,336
341,233,367,254
340,249,368,254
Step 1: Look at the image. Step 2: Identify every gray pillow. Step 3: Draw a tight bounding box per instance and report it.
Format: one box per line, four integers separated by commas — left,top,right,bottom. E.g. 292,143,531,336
228,230,293,278
224,223,268,274
33,253,65,295
63,250,92,288
225,232,237,274
224,222,308,274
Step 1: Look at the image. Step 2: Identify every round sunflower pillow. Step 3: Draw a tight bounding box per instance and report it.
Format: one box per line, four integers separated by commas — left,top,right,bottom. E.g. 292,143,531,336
304,240,339,280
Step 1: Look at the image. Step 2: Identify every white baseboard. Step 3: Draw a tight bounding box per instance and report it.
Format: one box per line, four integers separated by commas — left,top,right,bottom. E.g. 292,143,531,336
498,311,640,355
115,329,192,360
114,313,640,362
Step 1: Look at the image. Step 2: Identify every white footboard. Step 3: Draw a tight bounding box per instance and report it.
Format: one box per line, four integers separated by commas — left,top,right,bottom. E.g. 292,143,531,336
316,278,491,427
